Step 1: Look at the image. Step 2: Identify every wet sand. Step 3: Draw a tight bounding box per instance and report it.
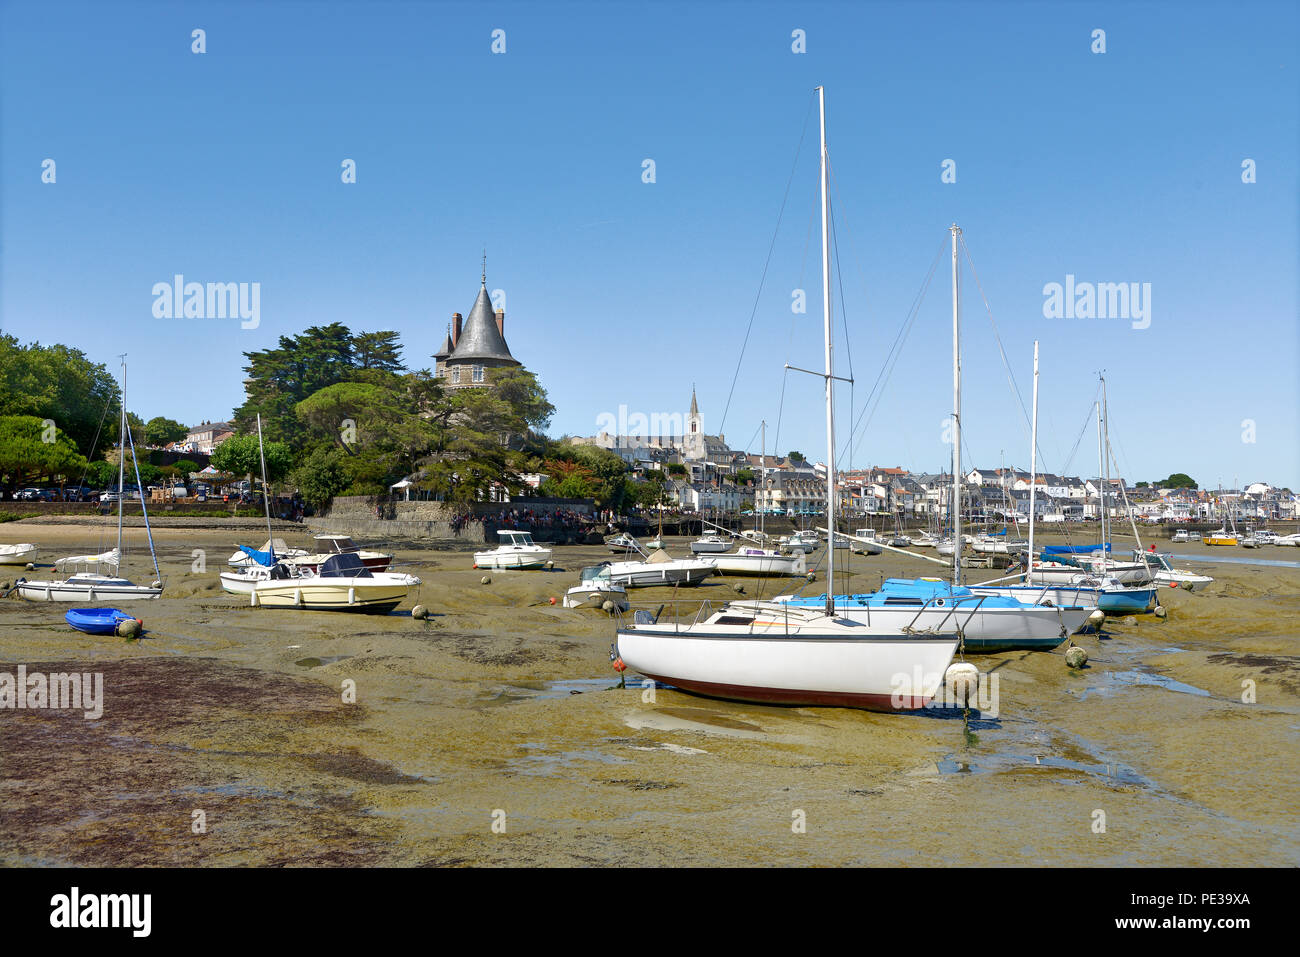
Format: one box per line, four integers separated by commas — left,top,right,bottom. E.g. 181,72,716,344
1,523,1297,866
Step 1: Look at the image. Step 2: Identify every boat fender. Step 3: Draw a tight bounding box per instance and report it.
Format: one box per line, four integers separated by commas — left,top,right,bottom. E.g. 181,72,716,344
1065,645,1088,669
411,605,428,620
1154,605,1166,618
481,576,491,585
944,662,979,705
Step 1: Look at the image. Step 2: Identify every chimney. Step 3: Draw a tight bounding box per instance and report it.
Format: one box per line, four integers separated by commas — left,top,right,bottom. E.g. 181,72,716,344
495,308,504,337
452,312,463,347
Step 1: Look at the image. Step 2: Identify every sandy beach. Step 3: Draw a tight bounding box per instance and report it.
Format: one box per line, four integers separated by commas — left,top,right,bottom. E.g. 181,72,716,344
1,522,1297,867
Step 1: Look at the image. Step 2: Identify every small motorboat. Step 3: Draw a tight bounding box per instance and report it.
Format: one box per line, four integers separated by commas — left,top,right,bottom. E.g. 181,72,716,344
65,607,141,635
689,533,731,554
0,543,38,566
563,564,629,610
475,530,553,570
606,532,640,554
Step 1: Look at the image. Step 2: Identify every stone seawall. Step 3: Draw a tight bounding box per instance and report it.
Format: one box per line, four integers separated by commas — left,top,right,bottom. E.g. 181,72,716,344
306,516,483,548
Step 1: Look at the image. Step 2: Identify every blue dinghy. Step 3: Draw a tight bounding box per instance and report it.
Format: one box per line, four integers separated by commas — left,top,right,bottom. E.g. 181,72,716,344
65,607,139,635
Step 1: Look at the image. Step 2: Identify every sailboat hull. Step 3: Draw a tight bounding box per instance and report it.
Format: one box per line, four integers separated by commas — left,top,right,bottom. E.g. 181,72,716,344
616,627,958,711
16,576,162,602
703,550,808,576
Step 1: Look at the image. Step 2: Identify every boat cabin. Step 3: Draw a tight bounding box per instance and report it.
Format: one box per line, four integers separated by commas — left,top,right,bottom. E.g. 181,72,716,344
498,530,539,547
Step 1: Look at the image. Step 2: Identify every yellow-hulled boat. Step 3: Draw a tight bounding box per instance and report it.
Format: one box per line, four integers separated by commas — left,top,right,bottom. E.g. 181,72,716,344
1202,528,1238,546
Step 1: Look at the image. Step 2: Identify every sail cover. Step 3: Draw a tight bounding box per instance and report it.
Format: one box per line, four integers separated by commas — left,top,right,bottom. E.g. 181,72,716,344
238,544,278,567
1041,543,1111,557
56,548,120,569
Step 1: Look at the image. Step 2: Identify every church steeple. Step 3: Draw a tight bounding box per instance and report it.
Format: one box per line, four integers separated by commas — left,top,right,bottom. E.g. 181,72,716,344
689,385,699,416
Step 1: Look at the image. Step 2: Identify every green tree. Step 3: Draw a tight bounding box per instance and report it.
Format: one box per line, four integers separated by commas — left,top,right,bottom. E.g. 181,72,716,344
0,416,89,491
733,468,754,486
787,451,806,463
0,336,119,458
667,462,687,476
174,459,200,477
232,322,356,447
210,434,293,484
144,416,189,446
1157,473,1197,490
289,447,350,509
85,460,118,489
351,331,406,372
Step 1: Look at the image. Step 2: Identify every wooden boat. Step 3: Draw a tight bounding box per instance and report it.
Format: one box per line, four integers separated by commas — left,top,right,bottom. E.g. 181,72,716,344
65,607,140,635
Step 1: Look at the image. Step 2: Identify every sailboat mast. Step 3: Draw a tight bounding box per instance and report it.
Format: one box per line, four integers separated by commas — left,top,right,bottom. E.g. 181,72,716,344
760,419,766,539
117,357,127,567
1027,340,1039,580
257,413,274,555
818,85,837,616
950,224,962,586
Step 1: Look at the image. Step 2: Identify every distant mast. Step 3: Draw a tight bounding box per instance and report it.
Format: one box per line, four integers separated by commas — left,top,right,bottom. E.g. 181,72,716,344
1027,341,1039,579
950,224,962,586
818,85,837,616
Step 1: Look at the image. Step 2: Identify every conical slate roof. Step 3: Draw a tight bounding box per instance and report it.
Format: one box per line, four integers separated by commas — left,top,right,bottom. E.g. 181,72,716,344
434,324,454,360
449,284,516,363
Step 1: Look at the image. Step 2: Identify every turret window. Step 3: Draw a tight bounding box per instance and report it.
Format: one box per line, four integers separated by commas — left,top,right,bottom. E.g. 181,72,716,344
473,365,485,383
450,367,461,384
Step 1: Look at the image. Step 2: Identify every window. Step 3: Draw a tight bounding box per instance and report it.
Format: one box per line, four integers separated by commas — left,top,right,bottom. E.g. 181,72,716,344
450,367,460,384
473,365,485,383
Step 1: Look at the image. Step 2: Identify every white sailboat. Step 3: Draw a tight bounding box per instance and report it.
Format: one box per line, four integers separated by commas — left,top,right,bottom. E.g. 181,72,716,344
16,359,163,602
615,87,961,711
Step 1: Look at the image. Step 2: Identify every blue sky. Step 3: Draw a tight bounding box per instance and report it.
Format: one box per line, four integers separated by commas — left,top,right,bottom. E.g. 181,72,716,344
2,0,1296,488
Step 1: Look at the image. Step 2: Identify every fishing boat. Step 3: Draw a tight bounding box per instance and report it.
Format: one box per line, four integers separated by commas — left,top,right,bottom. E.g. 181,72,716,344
16,359,163,602
0,543,38,566
245,553,420,613
1170,529,1196,543
563,564,629,610
615,87,962,712
474,529,553,569
65,607,140,635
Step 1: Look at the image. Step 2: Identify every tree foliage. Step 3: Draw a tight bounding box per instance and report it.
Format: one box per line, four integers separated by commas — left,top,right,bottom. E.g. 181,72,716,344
0,416,89,490
210,433,293,482
0,335,119,458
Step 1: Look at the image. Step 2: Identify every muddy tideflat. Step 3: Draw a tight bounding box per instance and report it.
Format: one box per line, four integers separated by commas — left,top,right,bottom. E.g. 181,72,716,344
1,524,1297,866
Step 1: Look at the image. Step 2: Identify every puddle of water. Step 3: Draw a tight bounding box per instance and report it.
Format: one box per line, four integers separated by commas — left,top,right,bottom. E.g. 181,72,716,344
1080,669,1211,701
507,748,629,777
294,655,353,668
627,742,709,756
937,752,1148,785
475,677,624,707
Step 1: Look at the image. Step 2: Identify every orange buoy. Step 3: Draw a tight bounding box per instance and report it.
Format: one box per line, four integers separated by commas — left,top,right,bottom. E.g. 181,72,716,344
612,657,627,673
549,597,556,605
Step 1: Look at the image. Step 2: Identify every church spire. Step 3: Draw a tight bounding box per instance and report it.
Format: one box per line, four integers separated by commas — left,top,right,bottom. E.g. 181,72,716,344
689,385,699,416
